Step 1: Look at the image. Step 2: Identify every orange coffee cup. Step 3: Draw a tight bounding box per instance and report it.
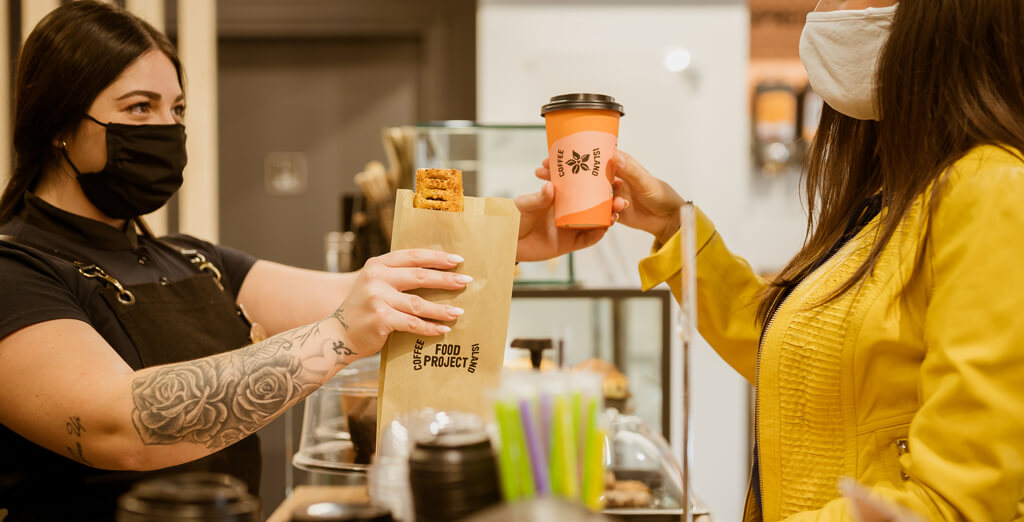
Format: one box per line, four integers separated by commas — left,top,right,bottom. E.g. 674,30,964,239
542,93,624,229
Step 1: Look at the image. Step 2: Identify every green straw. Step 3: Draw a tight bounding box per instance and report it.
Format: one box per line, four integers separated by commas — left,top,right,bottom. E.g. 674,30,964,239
581,398,604,510
498,400,536,499
572,391,583,480
549,397,564,497
495,401,520,501
551,395,579,500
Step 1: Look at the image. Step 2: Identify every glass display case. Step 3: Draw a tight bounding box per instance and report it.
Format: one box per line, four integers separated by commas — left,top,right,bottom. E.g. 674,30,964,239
506,288,673,439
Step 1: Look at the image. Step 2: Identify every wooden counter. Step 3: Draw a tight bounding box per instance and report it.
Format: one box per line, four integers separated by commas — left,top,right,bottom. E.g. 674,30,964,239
267,485,370,522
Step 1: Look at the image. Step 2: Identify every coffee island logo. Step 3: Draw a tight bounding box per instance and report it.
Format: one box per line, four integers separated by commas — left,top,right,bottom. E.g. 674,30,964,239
566,150,590,174
556,147,603,177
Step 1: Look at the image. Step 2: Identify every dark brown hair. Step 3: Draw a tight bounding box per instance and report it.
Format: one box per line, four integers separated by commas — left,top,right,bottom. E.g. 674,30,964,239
760,0,1024,322
0,1,182,224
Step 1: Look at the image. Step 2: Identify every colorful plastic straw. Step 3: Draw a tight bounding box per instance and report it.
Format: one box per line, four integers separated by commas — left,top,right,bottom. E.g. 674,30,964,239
495,402,520,501
581,397,604,510
552,395,579,500
520,399,550,496
492,371,604,509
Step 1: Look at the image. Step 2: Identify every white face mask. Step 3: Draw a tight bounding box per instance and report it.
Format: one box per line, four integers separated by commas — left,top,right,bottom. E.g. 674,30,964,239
799,5,897,121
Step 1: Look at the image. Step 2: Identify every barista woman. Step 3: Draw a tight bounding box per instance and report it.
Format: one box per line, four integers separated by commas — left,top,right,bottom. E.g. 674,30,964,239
519,0,1024,520
0,3,481,520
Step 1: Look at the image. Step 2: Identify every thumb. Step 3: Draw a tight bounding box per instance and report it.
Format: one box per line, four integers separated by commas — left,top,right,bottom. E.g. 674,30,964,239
514,182,554,212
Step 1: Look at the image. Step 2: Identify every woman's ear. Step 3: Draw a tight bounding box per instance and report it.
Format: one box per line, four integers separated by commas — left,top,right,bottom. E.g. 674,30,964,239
51,133,71,151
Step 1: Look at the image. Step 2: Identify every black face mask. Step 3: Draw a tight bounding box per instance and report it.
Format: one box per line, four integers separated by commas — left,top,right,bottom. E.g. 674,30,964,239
63,115,187,219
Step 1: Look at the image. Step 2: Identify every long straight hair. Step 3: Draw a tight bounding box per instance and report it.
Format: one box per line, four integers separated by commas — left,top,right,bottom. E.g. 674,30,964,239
760,0,1024,322
0,1,181,225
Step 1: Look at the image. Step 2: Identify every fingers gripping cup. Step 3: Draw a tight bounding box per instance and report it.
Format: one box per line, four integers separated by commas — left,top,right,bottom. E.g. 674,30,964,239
542,93,624,229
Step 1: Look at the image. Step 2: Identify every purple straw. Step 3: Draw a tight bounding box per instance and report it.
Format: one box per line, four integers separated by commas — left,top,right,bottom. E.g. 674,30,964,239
539,393,553,457
520,399,551,496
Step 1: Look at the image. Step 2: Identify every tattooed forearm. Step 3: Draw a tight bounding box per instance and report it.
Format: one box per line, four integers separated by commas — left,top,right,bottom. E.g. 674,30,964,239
294,308,348,347
331,308,349,331
331,340,355,357
66,416,85,436
131,318,352,451
65,416,92,465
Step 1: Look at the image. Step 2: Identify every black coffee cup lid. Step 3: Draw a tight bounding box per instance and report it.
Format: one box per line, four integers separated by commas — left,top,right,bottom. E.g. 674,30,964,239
415,431,491,449
117,472,260,520
541,93,624,116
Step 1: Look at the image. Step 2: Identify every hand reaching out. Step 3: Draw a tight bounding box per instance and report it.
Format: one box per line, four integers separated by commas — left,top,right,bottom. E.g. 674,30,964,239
514,173,626,263
609,151,687,245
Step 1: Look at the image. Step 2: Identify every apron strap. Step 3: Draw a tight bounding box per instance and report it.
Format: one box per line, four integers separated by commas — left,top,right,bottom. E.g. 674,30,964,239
0,234,136,304
131,220,263,341
133,218,224,287
1,231,261,340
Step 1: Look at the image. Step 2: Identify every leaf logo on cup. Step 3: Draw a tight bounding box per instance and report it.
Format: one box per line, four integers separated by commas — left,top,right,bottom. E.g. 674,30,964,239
566,150,591,175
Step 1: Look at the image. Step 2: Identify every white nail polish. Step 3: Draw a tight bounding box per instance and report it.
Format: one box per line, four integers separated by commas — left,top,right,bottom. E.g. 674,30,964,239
448,254,465,264
449,307,465,316
456,274,473,284
438,325,452,333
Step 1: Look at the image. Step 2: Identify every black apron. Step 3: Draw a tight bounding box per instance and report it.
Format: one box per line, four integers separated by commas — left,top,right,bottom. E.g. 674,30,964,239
0,232,262,521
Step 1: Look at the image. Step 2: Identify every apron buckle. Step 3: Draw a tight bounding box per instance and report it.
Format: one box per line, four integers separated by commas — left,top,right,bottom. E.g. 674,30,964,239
77,263,136,305
180,249,224,289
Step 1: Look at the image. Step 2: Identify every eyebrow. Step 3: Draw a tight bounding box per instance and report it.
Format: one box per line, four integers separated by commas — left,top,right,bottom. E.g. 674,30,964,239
115,90,185,102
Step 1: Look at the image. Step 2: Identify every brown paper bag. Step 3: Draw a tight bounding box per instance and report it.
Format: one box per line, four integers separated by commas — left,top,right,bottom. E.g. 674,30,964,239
376,189,520,444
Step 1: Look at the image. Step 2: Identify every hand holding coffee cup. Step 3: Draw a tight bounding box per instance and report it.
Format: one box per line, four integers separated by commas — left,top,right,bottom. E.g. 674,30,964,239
530,149,685,248
606,150,687,245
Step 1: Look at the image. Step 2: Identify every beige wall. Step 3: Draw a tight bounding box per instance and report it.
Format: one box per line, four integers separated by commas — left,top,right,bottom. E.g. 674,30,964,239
177,0,220,242
126,0,169,236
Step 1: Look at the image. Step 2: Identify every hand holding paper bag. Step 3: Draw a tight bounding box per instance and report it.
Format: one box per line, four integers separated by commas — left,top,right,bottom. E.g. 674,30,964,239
336,248,471,358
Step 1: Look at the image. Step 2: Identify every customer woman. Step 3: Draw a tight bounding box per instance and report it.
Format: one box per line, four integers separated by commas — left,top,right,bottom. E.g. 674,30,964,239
519,0,1024,520
0,3,480,520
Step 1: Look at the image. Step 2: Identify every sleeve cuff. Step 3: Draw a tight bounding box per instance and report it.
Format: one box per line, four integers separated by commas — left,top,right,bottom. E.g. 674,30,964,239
638,206,717,291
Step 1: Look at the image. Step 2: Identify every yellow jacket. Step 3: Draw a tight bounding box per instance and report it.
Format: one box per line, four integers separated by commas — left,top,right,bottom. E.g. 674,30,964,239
638,145,1024,521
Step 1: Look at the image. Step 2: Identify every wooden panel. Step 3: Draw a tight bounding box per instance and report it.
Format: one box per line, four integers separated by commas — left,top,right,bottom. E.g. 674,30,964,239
750,0,819,60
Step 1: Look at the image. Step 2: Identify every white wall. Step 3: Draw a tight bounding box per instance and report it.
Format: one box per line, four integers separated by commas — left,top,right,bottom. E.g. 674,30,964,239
479,1,809,520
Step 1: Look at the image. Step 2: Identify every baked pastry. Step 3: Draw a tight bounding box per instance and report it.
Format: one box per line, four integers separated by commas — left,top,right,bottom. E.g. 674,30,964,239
603,479,653,508
414,168,464,212
574,358,630,400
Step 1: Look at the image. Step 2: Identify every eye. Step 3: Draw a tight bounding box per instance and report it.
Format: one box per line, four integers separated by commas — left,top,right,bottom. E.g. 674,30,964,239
127,102,151,115
172,104,186,119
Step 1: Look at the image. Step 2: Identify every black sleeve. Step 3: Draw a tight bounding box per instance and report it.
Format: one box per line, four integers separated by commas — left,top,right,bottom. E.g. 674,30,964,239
162,234,258,299
0,247,92,342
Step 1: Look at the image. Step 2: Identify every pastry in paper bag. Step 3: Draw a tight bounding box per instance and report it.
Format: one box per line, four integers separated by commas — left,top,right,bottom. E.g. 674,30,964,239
376,185,520,446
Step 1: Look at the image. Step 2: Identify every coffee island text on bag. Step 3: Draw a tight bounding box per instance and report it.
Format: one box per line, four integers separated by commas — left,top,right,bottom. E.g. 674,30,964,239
376,181,520,446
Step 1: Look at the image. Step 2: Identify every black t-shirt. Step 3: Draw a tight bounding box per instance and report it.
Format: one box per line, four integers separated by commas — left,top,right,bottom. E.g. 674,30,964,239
0,194,259,520
0,193,256,368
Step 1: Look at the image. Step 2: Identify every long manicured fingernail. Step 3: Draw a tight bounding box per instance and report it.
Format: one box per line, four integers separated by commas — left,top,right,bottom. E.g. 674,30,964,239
615,154,626,166
448,254,465,264
449,306,465,316
456,274,473,284
438,325,452,333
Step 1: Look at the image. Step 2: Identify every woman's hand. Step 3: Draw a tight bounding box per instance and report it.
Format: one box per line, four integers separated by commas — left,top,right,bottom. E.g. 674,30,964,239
611,151,687,245
515,160,627,263
337,249,470,358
